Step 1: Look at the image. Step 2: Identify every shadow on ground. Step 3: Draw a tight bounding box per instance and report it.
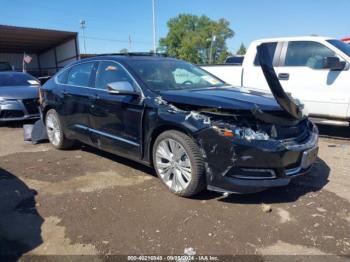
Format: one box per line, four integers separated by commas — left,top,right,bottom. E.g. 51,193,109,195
218,157,330,204
317,124,350,140
77,141,330,205
0,167,44,259
79,143,155,176
0,120,37,129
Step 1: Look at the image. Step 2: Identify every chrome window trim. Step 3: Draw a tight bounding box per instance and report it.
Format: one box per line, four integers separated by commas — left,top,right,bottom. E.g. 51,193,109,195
54,59,144,98
55,60,95,87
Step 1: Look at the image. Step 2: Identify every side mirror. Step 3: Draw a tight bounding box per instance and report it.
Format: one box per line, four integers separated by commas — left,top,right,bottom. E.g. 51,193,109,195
323,57,346,71
107,81,138,96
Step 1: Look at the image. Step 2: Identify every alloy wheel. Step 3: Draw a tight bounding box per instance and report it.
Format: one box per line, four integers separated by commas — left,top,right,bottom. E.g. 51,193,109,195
155,138,192,192
46,112,62,147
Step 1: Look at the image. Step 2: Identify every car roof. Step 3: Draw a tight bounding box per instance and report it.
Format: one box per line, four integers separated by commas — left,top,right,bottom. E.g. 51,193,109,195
252,36,334,43
76,55,180,64
0,71,29,75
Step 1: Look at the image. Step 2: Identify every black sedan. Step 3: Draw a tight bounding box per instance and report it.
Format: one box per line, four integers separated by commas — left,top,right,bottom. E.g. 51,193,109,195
40,47,318,197
0,72,40,122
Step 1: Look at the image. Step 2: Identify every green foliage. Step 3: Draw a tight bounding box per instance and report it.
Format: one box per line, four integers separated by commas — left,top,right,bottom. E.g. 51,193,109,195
159,14,234,64
119,48,129,54
236,43,247,55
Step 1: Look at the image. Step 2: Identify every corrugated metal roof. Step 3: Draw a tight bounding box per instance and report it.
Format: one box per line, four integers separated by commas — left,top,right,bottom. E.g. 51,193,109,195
0,24,77,53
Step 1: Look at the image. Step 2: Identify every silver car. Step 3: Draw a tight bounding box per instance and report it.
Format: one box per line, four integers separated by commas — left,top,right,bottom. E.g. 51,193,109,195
0,72,40,123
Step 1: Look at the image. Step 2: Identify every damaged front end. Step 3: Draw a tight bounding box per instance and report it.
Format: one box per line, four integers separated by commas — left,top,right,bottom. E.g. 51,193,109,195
196,111,318,194
150,43,319,194
152,95,318,194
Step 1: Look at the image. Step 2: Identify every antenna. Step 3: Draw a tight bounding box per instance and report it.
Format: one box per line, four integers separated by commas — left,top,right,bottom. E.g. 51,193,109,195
80,19,87,54
152,0,157,53
129,35,132,51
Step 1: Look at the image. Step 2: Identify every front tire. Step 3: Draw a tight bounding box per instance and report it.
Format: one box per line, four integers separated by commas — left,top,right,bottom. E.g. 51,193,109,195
152,130,206,197
45,109,74,149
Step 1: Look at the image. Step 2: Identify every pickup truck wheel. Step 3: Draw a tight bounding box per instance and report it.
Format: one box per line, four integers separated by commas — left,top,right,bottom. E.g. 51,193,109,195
153,130,206,197
45,109,74,150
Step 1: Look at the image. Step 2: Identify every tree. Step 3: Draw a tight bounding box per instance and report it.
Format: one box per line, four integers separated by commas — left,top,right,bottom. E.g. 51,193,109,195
119,48,129,54
236,43,246,55
159,14,234,64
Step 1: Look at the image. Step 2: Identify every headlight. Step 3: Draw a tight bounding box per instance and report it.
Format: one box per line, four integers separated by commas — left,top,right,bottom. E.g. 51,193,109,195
0,98,17,105
237,128,270,141
214,124,270,141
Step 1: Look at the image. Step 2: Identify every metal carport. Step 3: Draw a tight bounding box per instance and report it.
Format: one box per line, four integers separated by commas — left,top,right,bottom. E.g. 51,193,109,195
0,24,80,77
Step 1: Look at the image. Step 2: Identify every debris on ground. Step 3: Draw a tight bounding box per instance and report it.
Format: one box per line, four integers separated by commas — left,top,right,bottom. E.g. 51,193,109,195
262,204,272,213
183,247,196,256
317,207,327,212
23,119,48,144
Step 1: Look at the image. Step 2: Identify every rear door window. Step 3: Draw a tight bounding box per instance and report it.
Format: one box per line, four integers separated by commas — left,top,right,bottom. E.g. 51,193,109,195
284,41,335,69
67,62,95,87
254,42,278,66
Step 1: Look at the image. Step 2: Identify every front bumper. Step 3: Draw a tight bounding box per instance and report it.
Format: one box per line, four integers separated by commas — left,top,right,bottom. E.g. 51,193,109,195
0,99,40,122
197,122,319,194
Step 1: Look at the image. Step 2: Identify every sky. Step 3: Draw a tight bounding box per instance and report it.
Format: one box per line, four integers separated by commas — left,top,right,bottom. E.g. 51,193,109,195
1,0,349,54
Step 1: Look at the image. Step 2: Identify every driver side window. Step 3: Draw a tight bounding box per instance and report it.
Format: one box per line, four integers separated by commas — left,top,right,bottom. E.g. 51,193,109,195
95,61,136,90
284,41,335,69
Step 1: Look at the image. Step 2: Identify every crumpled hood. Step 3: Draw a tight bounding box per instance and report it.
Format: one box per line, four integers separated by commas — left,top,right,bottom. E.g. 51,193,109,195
158,87,282,111
257,43,303,120
0,85,39,99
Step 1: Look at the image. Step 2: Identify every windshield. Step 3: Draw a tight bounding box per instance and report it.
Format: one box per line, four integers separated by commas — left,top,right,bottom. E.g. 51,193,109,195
0,73,39,87
0,62,12,71
127,59,226,91
327,39,350,57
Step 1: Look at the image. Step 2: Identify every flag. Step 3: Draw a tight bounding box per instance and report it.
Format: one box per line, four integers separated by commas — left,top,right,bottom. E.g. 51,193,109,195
23,54,32,64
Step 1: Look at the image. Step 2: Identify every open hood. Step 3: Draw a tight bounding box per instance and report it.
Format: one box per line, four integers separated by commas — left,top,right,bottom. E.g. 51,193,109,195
257,43,303,120
158,87,281,112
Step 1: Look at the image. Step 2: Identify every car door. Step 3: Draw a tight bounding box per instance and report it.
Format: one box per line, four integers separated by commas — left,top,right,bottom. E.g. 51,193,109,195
242,41,281,91
58,61,97,144
88,60,144,158
276,41,349,118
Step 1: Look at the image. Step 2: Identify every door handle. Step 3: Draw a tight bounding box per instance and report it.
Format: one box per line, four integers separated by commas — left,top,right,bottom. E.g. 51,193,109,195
278,73,290,80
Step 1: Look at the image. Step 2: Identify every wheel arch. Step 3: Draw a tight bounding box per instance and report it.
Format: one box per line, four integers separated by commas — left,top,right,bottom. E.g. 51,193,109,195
42,105,55,124
146,124,196,167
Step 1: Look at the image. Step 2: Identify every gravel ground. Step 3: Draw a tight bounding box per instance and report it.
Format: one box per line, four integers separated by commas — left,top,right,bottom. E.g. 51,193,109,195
0,122,349,261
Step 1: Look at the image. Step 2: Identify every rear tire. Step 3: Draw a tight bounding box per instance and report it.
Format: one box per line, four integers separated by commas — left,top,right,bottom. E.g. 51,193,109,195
45,109,74,150
152,130,206,197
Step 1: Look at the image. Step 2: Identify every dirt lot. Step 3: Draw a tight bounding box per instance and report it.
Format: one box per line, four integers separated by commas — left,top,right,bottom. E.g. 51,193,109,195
0,122,350,260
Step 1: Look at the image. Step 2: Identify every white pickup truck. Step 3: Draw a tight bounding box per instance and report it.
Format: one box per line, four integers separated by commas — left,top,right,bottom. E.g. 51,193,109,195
202,36,350,126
